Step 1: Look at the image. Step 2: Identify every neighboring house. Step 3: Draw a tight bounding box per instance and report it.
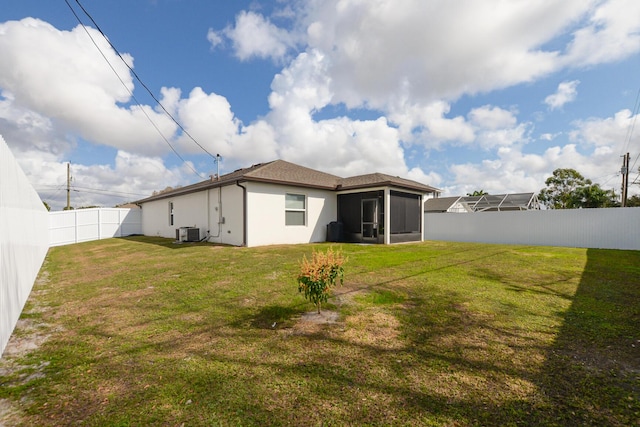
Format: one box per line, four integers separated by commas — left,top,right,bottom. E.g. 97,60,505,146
135,160,440,247
424,193,539,213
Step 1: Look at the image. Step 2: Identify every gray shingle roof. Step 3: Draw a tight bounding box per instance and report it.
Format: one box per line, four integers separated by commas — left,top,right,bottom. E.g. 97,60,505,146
338,172,439,193
243,160,341,188
424,196,461,212
135,160,440,204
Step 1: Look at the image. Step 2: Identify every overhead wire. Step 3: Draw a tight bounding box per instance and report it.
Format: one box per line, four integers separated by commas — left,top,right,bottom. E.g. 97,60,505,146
622,87,640,157
619,83,640,189
595,172,619,187
69,0,220,162
37,183,68,209
67,185,149,198
63,0,206,179
70,185,95,208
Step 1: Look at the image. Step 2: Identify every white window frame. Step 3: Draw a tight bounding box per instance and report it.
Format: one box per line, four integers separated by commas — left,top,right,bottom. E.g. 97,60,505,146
169,201,174,226
285,193,306,226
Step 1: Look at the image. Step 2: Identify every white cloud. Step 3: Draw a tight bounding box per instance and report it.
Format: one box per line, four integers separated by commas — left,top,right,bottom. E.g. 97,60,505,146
468,106,530,150
7,147,188,211
206,28,223,48
256,49,418,178
211,0,637,112
444,105,637,197
389,101,475,148
3,1,640,209
301,0,591,109
545,80,580,110
468,105,518,130
563,0,640,66
447,144,586,197
540,133,561,141
269,50,333,111
0,18,178,156
475,123,531,151
570,109,640,148
218,11,297,62
173,87,240,156
0,92,71,158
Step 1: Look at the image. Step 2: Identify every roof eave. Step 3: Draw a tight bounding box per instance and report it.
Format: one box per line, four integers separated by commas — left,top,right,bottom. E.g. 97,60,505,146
135,179,230,204
339,181,440,193
243,176,337,190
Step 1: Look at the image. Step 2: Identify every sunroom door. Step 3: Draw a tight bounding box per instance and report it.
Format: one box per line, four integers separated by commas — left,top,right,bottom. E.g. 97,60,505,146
361,198,378,243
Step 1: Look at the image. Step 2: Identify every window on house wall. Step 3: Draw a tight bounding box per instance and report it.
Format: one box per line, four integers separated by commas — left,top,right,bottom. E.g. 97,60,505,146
285,193,306,226
169,201,174,226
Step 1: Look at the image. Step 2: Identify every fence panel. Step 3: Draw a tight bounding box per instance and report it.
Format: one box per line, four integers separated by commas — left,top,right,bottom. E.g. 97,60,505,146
1,138,49,357
424,207,640,250
49,208,142,247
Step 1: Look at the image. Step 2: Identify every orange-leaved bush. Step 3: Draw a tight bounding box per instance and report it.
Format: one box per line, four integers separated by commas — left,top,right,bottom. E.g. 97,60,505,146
297,247,346,314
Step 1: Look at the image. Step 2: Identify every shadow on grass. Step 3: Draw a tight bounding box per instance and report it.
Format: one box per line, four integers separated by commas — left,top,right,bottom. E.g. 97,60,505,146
249,304,300,329
119,235,230,250
532,248,640,425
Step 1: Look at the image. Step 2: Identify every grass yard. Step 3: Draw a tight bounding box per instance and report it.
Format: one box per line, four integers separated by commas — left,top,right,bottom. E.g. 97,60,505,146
0,237,638,426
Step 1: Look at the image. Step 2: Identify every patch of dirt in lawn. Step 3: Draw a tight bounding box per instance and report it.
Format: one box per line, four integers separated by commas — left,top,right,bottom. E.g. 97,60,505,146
0,271,53,427
342,310,403,350
288,310,341,335
0,398,21,427
300,310,340,324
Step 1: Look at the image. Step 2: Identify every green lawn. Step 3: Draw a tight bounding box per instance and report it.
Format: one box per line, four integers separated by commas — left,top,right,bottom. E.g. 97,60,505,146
1,237,638,426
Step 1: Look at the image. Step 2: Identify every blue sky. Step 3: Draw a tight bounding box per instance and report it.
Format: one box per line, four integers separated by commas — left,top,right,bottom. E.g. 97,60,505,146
1,0,639,210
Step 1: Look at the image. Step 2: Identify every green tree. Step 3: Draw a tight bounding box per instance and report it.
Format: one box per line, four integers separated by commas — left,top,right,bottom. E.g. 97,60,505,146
627,194,640,207
538,168,618,209
575,184,619,208
467,190,488,196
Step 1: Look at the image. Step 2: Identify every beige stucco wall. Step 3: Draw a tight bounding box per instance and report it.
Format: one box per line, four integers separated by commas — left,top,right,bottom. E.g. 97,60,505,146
140,184,245,246
141,181,337,247
207,185,244,247
244,182,336,247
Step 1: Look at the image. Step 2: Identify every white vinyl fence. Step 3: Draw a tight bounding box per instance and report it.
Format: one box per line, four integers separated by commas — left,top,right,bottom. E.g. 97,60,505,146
424,207,640,251
0,138,50,357
49,208,142,247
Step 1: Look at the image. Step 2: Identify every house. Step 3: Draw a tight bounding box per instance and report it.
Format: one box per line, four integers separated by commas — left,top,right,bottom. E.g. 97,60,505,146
424,193,539,213
135,160,440,247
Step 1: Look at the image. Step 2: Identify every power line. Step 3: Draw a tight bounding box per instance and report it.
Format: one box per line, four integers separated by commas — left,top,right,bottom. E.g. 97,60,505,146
69,0,219,162
68,185,148,198
625,90,640,188
622,87,640,157
63,0,206,179
597,172,620,187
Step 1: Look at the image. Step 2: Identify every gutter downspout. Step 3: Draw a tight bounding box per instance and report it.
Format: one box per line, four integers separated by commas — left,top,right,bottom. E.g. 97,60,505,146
236,180,247,247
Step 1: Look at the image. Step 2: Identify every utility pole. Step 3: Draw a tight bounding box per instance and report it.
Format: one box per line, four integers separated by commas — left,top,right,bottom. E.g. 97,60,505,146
66,162,71,210
621,152,630,207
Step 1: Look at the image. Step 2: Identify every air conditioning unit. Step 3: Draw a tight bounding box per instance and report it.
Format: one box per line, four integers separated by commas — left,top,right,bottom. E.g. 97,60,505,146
176,227,200,242
187,227,200,242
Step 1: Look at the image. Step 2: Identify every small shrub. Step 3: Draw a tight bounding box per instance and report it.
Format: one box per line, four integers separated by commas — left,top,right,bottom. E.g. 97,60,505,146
297,247,346,314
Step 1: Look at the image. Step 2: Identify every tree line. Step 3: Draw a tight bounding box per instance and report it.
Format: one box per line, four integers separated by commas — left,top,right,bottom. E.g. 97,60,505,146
469,168,639,209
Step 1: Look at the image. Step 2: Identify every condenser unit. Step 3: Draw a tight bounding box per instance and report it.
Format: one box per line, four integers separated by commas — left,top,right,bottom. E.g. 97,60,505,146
176,227,200,242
